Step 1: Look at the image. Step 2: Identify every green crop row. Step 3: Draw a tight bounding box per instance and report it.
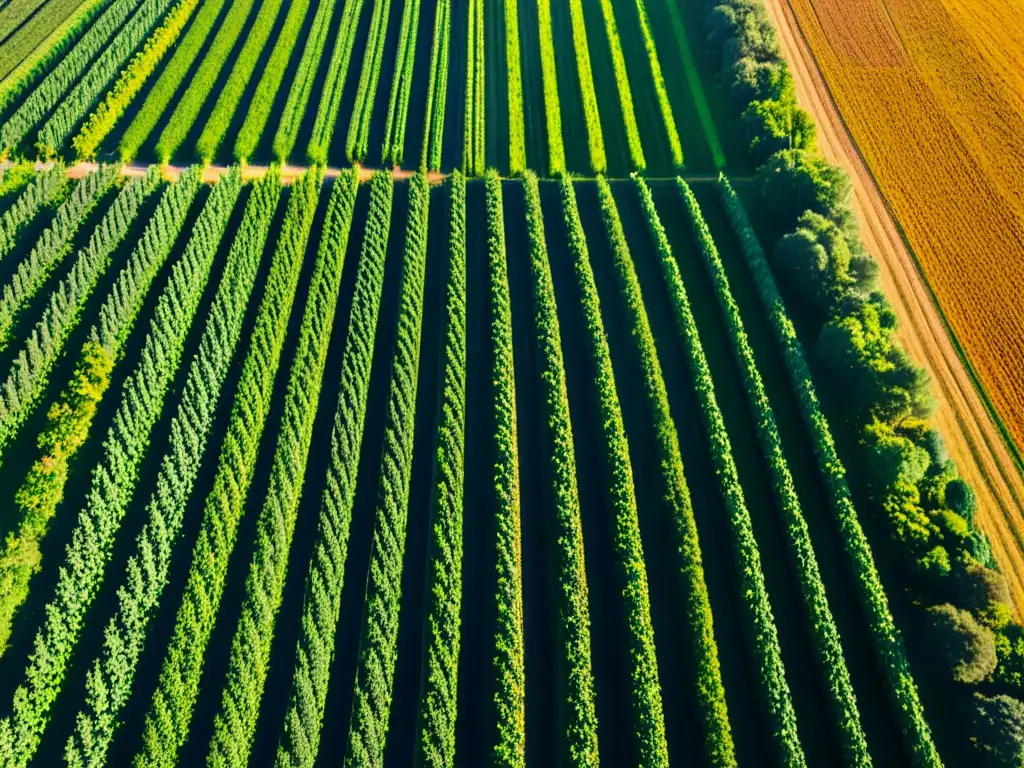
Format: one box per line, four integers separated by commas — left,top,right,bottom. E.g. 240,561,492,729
621,173,802,767
624,177,737,765
130,172,284,768
534,0,563,175
381,0,422,164
202,169,329,768
0,165,202,655
0,0,50,53
0,166,215,768
345,0,392,162
485,170,525,766
504,0,525,174
115,0,226,160
63,168,250,768
0,167,160,466
0,0,145,151
344,173,430,766
675,177,870,764
594,0,644,170
0,163,66,262
716,175,942,767
0,0,98,83
523,172,598,765
416,170,465,767
462,0,484,175
419,0,449,170
35,0,186,154
70,0,199,159
565,0,605,173
0,162,108,351
151,0,259,161
271,0,342,162
233,0,313,162
274,170,389,768
306,0,368,164
193,0,286,161
630,0,681,166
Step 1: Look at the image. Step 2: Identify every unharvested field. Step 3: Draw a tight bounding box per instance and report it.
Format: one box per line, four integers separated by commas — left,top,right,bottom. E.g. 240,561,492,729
782,0,1024,459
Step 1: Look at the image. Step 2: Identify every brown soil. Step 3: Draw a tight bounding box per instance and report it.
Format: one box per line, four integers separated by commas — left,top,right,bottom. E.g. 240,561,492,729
767,0,1024,615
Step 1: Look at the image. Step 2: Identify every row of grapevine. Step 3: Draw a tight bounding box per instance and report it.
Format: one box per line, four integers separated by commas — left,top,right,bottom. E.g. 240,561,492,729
0,163,66,262
35,0,187,153
630,0,681,166
0,166,218,768
462,0,484,175
565,0,605,173
346,0,392,162
504,0,525,174
203,168,328,768
0,165,205,655
274,170,391,768
521,172,598,764
0,0,145,150
716,176,942,766
415,170,466,767
131,172,285,768
114,0,227,159
306,0,368,164
626,175,798,765
485,171,526,766
0,167,161,465
193,0,287,161
151,0,260,160
63,168,253,768
555,177,660,764
69,0,199,159
381,0,422,164
419,0,449,170
0,164,116,350
0,0,108,86
675,178,870,765
0,0,49,51
232,0,314,162
533,0,563,175
344,172,431,766
271,0,343,161
594,0,644,170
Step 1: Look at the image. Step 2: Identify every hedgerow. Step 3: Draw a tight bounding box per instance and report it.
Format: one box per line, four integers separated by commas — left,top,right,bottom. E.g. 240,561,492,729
534,0,564,175
151,0,260,161
131,171,284,768
484,170,525,766
193,0,287,161
381,0,422,164
274,170,390,768
271,0,342,161
717,175,942,767
594,0,644,170
345,0,393,162
232,0,314,162
462,0,484,175
419,0,449,170
69,0,200,159
63,168,252,768
0,166,218,768
416,170,465,767
0,163,66,263
0,165,208,656
522,172,598,764
344,172,430,766
203,169,332,768
630,0,682,166
565,0,605,173
0,167,160,466
504,0,525,174
115,0,227,159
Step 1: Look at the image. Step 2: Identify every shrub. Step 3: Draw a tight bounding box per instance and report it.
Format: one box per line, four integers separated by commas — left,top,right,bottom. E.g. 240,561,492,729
927,603,997,684
969,693,1024,767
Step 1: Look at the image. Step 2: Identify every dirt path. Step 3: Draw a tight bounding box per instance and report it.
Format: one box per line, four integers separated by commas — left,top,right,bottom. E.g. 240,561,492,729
767,0,1024,614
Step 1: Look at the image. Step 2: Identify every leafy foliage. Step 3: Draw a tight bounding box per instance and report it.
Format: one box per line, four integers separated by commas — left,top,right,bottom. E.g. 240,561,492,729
462,0,484,175
565,0,605,172
0,164,66,261
533,0,563,175
381,0,422,165
419,0,450,170
345,0,393,162
594,0,644,170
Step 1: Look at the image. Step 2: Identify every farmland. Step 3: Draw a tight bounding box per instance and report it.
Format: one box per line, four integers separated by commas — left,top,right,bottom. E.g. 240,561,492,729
0,0,1022,764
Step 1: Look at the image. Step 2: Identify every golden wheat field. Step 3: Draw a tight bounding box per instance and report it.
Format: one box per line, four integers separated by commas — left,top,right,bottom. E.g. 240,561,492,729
786,0,1024,454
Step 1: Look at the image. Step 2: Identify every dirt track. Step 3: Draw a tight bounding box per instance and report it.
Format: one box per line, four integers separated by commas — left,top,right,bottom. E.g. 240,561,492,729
767,0,1024,614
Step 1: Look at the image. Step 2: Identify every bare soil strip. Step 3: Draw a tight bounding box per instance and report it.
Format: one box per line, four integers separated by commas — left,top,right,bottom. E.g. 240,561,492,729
767,0,1024,616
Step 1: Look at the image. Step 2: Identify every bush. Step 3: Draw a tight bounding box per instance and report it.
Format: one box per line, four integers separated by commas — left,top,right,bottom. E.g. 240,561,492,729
742,98,815,164
757,149,853,230
946,478,977,522
773,210,854,323
927,603,997,684
969,693,1024,766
